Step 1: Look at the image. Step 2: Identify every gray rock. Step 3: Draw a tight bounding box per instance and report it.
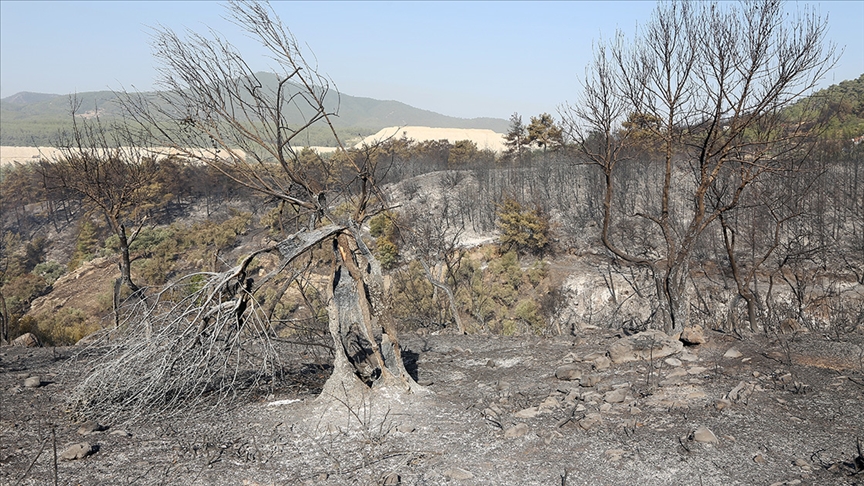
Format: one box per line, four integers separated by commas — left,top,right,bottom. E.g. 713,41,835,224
664,357,682,367
604,388,628,404
580,374,601,387
692,426,718,443
578,413,602,430
77,421,107,435
11,332,40,347
443,468,474,480
555,364,582,381
381,472,401,485
607,330,683,364
592,356,611,370
23,376,41,388
715,399,732,410
723,347,743,359
60,442,95,460
680,326,707,345
109,429,132,437
753,453,766,464
514,407,540,419
504,423,529,438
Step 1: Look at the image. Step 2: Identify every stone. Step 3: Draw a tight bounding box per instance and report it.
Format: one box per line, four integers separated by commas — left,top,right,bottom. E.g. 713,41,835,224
514,407,540,419
793,458,809,467
679,350,699,362
753,453,766,464
23,376,41,388
504,423,529,438
605,449,625,462
592,356,611,370
664,357,682,367
692,426,718,444
604,388,628,404
11,332,40,347
77,421,107,435
109,429,132,437
680,326,707,345
538,396,559,411
607,330,684,364
729,381,754,402
60,442,95,461
599,403,612,412
578,413,602,430
723,347,743,359
396,423,416,433
715,399,732,410
443,468,474,480
687,366,708,375
381,472,401,485
580,374,601,387
555,364,582,381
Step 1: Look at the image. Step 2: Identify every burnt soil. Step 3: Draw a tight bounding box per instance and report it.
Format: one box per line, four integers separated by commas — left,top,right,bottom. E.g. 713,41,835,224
2,329,864,485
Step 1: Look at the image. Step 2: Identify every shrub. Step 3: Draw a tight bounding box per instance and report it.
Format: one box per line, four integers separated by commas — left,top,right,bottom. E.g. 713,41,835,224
496,197,551,254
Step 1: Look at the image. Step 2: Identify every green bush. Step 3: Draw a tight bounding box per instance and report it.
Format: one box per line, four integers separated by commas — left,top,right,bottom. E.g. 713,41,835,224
496,197,551,254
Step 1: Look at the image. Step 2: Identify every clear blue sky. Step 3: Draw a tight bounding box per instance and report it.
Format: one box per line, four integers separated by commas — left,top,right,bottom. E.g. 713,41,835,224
1,1,862,120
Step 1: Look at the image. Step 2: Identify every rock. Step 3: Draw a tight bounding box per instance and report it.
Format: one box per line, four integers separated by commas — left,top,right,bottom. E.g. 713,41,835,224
578,413,602,430
580,374,601,387
729,381,754,402
109,429,132,437
381,472,401,485
753,453,766,464
691,426,718,444
555,364,582,381
504,423,529,438
607,330,684,364
60,442,95,461
604,388,628,404
664,357,682,367
77,421,107,435
23,376,42,388
605,448,625,462
793,458,809,467
485,359,496,368
680,326,707,345
687,366,708,375
11,333,40,347
679,350,699,362
715,399,732,410
514,407,540,419
778,373,793,384
443,468,474,480
538,396,559,411
592,356,611,370
583,351,605,361
599,403,612,412
396,423,416,433
723,347,743,359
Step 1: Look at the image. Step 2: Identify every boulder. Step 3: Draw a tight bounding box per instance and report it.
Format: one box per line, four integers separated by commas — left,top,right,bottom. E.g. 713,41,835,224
554,364,582,381
680,326,707,345
11,333,40,348
60,442,95,461
23,376,42,388
607,330,683,364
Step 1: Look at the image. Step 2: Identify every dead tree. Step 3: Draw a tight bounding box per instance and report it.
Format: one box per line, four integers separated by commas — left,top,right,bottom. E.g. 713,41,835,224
117,0,421,402
563,0,835,335
40,99,165,294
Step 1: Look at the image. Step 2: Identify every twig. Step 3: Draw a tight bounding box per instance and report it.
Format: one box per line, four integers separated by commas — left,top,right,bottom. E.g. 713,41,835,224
14,436,49,486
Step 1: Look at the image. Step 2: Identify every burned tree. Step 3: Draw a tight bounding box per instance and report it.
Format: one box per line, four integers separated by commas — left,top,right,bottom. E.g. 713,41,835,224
40,100,168,294
72,0,421,421
563,0,835,335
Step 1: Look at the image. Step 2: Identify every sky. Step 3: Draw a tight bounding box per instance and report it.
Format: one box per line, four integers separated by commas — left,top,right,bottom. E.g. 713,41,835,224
1,1,863,121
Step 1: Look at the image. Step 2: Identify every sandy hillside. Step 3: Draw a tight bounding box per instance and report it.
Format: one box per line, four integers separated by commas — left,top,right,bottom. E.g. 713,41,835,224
356,126,507,152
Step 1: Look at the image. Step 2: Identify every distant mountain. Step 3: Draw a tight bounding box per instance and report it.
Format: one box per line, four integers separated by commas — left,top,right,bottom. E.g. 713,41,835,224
0,73,509,146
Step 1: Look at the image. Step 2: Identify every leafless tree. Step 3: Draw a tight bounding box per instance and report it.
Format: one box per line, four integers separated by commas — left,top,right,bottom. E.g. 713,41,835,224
40,98,168,294
112,0,420,406
563,0,835,335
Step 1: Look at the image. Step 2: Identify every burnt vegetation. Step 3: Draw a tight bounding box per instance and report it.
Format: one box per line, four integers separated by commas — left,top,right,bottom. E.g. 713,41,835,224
0,0,862,422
